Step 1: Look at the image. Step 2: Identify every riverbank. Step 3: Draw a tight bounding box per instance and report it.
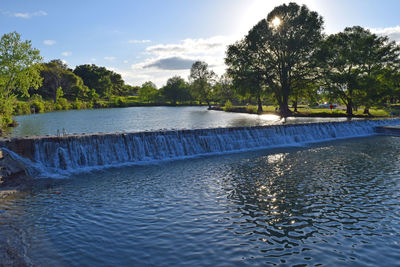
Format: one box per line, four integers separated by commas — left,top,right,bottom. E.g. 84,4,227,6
209,105,391,118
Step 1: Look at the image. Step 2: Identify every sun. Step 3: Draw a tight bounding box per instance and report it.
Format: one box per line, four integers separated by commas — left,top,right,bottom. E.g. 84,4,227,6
271,17,281,28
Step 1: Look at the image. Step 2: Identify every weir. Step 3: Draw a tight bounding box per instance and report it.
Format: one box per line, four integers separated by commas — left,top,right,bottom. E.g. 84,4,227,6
1,119,399,177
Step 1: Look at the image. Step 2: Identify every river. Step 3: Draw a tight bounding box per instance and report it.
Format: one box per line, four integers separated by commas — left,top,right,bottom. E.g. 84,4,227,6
1,107,399,266
10,106,351,137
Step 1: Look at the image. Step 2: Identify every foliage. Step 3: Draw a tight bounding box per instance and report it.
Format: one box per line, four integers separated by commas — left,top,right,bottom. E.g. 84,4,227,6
223,100,232,111
226,3,323,116
189,61,216,108
139,81,158,103
0,32,42,129
73,64,124,98
35,60,89,102
162,76,191,105
318,26,400,116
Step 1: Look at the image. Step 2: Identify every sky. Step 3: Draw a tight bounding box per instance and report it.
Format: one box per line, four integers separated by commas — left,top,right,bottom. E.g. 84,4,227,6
1,0,400,87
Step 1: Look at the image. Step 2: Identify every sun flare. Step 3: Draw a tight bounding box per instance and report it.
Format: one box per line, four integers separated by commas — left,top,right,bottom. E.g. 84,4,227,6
271,17,281,28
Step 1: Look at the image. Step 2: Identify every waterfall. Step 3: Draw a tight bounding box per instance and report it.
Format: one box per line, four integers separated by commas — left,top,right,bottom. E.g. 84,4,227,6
2,119,400,177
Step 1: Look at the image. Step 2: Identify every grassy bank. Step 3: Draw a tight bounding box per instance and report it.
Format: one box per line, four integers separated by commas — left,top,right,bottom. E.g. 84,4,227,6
212,104,392,118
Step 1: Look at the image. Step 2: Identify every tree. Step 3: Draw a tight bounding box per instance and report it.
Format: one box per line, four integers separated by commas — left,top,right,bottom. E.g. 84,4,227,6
318,26,400,116
162,76,190,105
36,60,89,101
189,61,216,108
139,81,157,103
226,39,268,113
213,74,238,105
227,3,323,116
0,32,42,127
0,32,42,97
73,64,125,97
61,71,89,100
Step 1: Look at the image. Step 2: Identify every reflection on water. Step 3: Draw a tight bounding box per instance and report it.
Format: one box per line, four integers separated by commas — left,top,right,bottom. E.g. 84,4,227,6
10,106,355,137
1,136,400,265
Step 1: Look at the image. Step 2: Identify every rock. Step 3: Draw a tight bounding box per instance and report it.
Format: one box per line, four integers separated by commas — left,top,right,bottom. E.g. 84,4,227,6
0,148,33,192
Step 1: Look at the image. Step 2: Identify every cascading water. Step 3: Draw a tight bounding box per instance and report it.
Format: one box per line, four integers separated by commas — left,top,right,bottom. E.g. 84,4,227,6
2,119,400,177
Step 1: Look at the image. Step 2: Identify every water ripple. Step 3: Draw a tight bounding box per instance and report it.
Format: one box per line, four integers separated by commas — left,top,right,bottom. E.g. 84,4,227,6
1,136,400,266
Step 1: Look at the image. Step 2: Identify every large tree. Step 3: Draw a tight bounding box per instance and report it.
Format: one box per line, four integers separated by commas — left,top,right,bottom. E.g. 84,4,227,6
0,32,42,127
36,60,89,101
0,32,42,97
73,64,125,98
139,81,158,103
318,26,400,116
226,2,323,116
226,39,269,113
189,61,216,108
162,76,190,105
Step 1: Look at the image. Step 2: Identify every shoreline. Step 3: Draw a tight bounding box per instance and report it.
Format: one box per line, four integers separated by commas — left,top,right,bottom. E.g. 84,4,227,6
208,106,391,119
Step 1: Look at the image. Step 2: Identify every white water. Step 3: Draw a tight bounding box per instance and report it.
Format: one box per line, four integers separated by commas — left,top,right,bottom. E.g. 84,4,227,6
10,119,395,177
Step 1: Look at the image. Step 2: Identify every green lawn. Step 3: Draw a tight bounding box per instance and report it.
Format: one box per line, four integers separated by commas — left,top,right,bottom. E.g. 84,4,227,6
223,104,390,117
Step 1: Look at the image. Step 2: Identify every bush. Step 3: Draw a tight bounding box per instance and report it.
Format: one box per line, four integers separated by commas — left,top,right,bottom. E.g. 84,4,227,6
57,97,71,110
114,97,127,107
0,96,16,128
29,94,45,113
246,105,258,114
15,101,31,115
44,101,55,112
223,100,232,111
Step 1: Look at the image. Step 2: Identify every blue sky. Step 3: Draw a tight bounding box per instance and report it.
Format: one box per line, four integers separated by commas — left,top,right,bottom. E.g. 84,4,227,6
1,0,400,87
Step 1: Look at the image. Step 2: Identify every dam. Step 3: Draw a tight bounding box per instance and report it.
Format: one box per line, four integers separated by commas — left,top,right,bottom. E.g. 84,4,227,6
1,118,400,178
1,113,400,266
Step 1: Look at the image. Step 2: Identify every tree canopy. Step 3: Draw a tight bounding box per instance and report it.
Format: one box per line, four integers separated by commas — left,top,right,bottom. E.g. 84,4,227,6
0,31,42,127
226,2,324,116
189,61,216,108
0,31,42,97
318,26,400,115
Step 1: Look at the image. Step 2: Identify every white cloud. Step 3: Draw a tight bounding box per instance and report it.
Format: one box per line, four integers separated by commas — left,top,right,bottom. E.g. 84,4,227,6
2,10,47,19
43,40,56,45
128,39,151,44
61,51,72,57
123,60,129,64
118,36,237,87
104,56,116,61
145,36,232,57
370,26,400,43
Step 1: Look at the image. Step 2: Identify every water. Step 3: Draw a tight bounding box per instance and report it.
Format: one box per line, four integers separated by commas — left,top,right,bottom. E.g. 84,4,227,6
3,107,400,265
1,136,400,266
10,106,352,137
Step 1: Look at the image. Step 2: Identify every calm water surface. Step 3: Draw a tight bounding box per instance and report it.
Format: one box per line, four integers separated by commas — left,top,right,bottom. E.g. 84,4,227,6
1,136,399,266
10,106,351,137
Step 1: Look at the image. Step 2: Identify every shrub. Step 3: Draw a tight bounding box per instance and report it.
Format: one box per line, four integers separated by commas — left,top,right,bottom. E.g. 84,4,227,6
114,97,127,107
57,97,71,110
223,100,232,111
15,101,31,115
29,94,45,113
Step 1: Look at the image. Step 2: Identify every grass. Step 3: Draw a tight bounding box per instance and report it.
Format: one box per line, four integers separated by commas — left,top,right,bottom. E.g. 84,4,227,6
217,104,391,117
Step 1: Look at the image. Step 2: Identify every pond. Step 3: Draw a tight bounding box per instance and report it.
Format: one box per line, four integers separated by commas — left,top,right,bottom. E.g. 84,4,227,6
10,106,351,137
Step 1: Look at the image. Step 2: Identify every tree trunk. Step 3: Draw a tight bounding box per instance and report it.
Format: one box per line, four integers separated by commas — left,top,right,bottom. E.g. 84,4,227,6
279,92,292,117
207,100,211,109
363,106,371,116
346,98,353,117
257,96,263,114
292,100,298,113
